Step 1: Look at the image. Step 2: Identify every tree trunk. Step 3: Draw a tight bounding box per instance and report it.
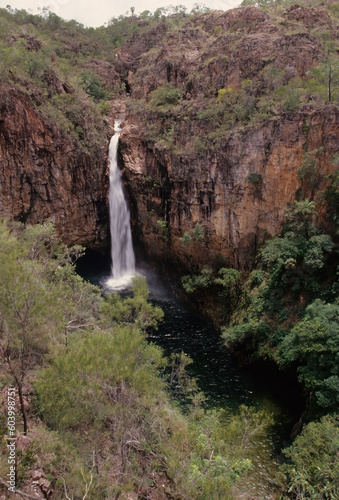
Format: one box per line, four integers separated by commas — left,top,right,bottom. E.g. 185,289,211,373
14,375,28,435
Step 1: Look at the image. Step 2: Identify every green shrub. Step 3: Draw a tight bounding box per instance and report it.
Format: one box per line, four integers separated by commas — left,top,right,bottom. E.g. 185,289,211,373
149,83,181,108
97,100,111,115
182,267,213,294
194,138,206,153
217,88,228,102
222,323,251,348
179,223,205,247
246,172,262,185
328,2,339,17
281,415,339,498
277,300,339,411
297,148,323,196
80,70,109,102
283,87,301,111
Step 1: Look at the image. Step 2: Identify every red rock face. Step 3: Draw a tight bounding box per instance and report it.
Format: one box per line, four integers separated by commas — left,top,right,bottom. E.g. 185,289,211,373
115,4,339,271
283,4,333,27
0,2,338,269
0,87,110,249
128,6,323,100
120,106,339,270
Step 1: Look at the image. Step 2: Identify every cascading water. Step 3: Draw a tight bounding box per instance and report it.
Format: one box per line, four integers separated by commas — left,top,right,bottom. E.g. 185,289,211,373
106,120,136,289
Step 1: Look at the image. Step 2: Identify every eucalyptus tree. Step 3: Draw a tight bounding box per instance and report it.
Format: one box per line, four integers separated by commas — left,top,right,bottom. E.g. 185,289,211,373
0,221,96,433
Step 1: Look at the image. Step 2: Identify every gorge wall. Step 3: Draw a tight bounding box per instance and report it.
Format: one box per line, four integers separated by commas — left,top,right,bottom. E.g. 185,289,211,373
0,85,110,250
0,2,338,270
117,4,339,270
120,106,339,270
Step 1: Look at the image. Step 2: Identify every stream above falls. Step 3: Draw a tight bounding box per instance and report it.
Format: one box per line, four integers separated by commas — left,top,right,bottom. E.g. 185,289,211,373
77,253,304,498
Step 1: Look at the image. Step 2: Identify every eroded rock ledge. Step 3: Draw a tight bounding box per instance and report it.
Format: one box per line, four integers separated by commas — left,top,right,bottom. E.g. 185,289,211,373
0,87,110,250
120,106,339,270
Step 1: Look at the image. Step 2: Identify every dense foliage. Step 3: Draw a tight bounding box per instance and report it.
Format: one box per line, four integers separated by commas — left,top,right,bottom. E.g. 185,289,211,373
179,197,339,497
280,415,339,498
216,198,338,496
0,221,273,499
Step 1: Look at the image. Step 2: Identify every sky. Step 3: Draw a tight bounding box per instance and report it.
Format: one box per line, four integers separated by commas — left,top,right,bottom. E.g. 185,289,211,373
0,0,242,27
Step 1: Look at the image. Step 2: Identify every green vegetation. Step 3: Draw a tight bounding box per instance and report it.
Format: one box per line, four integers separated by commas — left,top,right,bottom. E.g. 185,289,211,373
213,199,338,496
324,159,339,234
179,222,205,247
0,5,128,152
0,221,273,498
278,300,339,412
181,266,242,325
178,196,338,496
80,70,109,101
149,83,182,109
281,415,339,498
246,172,262,185
1,2,339,497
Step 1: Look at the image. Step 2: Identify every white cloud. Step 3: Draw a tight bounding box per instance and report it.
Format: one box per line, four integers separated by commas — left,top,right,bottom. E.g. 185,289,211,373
0,0,241,27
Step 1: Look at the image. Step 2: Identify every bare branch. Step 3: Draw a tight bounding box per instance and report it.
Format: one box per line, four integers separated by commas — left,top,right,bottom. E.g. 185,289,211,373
66,322,95,330
61,477,73,500
81,451,95,500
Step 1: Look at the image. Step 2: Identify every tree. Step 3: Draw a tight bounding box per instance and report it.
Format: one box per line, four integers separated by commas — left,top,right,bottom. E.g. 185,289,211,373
100,276,164,331
0,221,94,433
149,83,182,108
325,58,339,103
0,223,63,433
260,201,333,293
324,158,339,234
281,415,339,498
309,57,339,103
278,300,339,412
34,328,165,429
34,327,169,497
80,70,109,102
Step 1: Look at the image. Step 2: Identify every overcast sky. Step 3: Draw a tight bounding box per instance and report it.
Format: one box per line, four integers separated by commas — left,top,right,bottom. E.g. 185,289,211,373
0,0,242,27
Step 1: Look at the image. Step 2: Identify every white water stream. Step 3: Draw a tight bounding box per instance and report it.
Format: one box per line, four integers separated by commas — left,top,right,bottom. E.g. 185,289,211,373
106,120,136,290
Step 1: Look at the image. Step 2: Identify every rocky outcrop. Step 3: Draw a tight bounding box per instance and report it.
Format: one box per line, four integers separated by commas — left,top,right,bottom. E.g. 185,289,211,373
0,86,110,249
120,105,339,270
283,4,333,28
127,6,323,99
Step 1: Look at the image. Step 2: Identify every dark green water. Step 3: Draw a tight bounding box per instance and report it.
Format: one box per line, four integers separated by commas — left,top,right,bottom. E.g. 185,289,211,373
77,254,304,498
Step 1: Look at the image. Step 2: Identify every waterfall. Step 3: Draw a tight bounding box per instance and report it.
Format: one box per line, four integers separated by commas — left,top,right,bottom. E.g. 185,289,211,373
106,120,136,289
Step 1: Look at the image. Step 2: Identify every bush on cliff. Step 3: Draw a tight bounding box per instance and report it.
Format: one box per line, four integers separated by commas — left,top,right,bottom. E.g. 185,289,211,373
149,82,182,109
221,200,338,412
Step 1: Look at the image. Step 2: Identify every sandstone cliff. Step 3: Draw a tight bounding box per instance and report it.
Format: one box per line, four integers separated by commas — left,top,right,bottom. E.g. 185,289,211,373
0,2,338,269
116,4,339,270
0,85,110,250
0,11,122,251
120,106,339,270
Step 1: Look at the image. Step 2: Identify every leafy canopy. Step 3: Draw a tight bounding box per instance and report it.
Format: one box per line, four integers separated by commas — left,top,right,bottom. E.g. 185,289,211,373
278,300,339,412
281,415,339,499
